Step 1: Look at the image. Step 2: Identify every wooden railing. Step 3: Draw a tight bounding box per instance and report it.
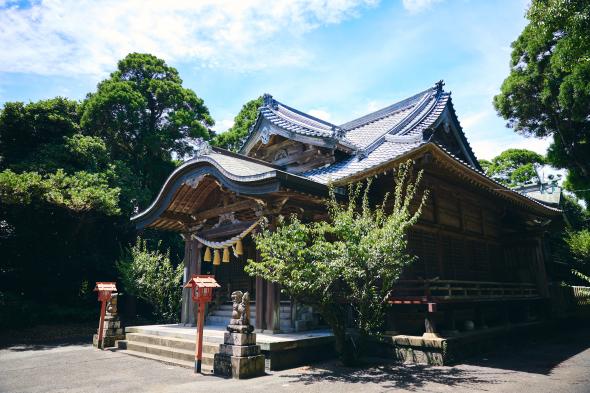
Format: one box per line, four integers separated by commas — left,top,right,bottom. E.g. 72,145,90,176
572,286,590,306
389,279,540,304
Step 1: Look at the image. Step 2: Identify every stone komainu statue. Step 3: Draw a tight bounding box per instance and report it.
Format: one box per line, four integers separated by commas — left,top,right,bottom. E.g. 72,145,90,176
228,290,253,333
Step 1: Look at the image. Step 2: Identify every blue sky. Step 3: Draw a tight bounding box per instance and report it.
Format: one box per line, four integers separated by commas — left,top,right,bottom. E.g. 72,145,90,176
0,0,550,159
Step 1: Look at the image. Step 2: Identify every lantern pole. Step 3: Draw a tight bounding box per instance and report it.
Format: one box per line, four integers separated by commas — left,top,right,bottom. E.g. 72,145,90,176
195,298,206,373
97,294,107,349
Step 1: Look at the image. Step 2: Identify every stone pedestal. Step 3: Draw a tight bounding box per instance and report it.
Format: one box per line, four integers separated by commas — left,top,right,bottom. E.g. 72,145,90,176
213,332,265,379
93,294,125,349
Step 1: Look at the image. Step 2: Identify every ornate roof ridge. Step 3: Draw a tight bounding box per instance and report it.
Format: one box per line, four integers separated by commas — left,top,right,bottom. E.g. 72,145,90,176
263,94,340,131
339,85,437,131
356,84,443,158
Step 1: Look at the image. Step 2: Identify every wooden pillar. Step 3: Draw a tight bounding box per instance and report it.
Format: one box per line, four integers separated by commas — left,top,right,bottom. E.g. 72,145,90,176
181,235,200,326
424,314,438,338
262,214,281,333
423,302,440,338
534,238,550,297
255,276,265,331
265,281,281,333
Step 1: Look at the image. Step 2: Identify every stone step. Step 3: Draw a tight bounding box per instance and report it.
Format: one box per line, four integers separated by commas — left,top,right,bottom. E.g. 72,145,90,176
125,326,226,344
209,310,291,319
119,340,215,365
125,333,219,354
214,303,292,312
116,349,214,373
206,315,259,325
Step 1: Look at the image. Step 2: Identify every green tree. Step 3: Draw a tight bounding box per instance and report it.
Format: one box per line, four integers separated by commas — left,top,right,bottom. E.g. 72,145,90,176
0,98,80,168
567,229,590,288
479,159,492,173
493,0,590,201
567,229,590,265
80,53,215,207
0,53,201,328
483,149,545,187
117,238,184,323
246,162,427,364
0,98,129,314
212,96,263,152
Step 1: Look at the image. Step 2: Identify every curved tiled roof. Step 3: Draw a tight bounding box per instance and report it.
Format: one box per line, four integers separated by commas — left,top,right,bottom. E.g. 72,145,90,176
304,138,422,184
260,99,336,138
134,82,560,230
340,88,431,130
302,82,467,184
240,94,358,153
131,147,332,229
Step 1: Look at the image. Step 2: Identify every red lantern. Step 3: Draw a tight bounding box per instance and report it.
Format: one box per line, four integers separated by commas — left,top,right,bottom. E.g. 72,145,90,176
93,282,117,349
183,275,220,373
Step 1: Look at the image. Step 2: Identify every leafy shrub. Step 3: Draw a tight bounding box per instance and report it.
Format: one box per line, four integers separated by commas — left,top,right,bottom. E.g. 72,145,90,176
247,161,427,364
117,238,183,323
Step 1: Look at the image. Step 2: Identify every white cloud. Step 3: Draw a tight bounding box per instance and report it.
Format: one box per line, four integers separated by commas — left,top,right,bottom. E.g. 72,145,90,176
308,108,332,121
218,118,235,132
460,110,490,129
0,0,377,76
401,0,443,13
471,136,552,160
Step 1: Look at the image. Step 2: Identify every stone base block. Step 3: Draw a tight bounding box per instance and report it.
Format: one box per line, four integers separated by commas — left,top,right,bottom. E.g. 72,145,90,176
214,353,265,379
99,327,123,336
102,320,121,329
223,332,256,346
219,344,261,357
93,333,125,349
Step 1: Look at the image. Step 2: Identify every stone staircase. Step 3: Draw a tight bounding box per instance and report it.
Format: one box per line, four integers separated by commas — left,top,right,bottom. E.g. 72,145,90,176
207,301,295,332
114,301,317,370
116,328,222,373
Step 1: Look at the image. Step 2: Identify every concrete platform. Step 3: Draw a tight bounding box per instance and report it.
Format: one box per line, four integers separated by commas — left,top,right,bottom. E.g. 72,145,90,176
118,324,335,371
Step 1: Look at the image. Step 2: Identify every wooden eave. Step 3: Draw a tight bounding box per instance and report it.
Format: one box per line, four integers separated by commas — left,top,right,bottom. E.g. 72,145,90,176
131,149,332,232
330,143,561,218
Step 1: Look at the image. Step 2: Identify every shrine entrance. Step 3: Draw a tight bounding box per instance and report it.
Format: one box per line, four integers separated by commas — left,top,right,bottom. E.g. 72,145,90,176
131,149,330,332
202,236,257,302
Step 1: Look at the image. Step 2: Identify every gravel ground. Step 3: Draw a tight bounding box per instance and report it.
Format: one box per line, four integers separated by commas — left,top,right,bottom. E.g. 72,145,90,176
1,325,589,393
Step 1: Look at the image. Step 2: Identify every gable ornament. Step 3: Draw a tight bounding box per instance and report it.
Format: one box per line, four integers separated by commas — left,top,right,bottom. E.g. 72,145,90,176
260,126,272,145
194,139,212,156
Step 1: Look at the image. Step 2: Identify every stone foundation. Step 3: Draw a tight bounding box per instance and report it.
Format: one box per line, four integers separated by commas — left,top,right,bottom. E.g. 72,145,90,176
93,294,125,349
214,332,265,379
369,320,551,365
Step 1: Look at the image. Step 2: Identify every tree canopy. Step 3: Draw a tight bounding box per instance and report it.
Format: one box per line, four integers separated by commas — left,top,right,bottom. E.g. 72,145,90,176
493,0,590,201
212,96,263,152
0,97,80,168
80,53,214,208
0,53,208,326
482,148,545,187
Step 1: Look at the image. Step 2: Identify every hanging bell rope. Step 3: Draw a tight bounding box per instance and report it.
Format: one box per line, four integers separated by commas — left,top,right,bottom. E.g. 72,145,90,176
235,239,243,256
203,247,212,262
191,219,262,250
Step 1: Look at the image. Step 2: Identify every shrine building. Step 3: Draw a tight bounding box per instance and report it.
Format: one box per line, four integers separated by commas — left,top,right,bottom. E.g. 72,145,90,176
130,81,561,361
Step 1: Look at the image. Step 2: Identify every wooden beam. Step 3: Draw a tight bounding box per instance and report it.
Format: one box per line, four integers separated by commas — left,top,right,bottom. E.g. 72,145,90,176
161,211,192,222
162,199,264,225
198,221,256,239
193,199,263,221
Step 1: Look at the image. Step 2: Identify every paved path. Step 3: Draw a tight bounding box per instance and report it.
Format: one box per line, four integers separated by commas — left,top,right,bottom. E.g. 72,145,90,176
1,327,589,393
